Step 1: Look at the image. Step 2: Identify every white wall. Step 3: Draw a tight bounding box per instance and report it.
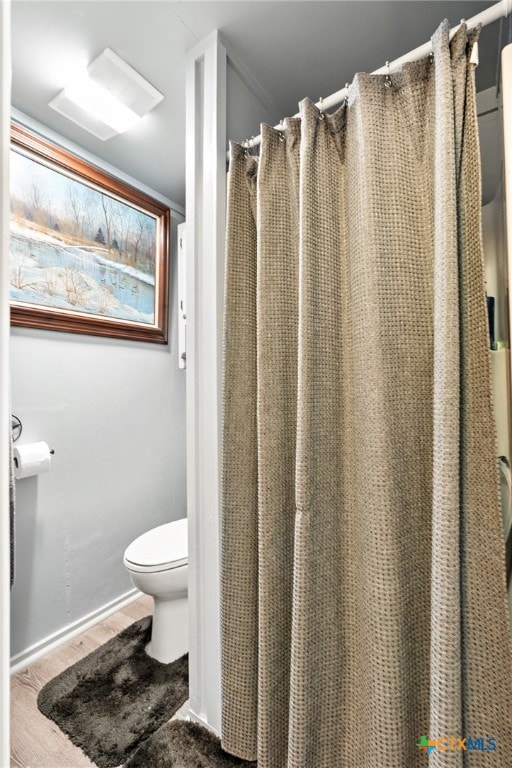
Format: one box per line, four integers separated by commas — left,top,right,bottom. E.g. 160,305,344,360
0,0,11,761
185,31,278,735
9,115,186,661
478,86,502,206
226,52,279,148
477,87,506,340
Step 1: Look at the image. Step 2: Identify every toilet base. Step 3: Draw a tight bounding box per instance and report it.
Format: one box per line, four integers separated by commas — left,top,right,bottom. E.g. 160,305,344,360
147,594,188,664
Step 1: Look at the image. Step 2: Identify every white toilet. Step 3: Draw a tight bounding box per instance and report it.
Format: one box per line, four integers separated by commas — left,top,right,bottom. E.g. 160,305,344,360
123,517,188,664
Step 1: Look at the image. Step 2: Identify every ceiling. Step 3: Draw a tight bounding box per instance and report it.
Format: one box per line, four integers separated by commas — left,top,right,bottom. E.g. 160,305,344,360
11,1,504,208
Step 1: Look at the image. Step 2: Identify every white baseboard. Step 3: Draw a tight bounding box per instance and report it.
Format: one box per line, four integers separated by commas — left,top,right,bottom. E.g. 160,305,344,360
188,707,220,736
10,588,141,674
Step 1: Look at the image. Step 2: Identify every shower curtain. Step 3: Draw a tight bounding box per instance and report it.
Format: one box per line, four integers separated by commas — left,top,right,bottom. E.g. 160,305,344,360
221,21,512,768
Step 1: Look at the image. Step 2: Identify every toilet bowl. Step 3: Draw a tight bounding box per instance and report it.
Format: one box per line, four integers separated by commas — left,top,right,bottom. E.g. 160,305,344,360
123,517,188,664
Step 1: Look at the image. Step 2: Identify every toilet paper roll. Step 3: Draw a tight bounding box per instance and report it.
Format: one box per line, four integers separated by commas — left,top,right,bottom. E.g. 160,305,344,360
13,441,52,480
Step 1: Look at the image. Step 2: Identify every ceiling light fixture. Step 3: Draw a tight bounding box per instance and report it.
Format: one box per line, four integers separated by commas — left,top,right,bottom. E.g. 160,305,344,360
49,47,163,141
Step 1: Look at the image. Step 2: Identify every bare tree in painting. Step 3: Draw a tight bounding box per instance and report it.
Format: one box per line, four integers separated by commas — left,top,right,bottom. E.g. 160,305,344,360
82,187,98,242
65,185,89,239
139,222,155,274
44,268,58,296
111,199,130,257
10,258,37,290
28,181,48,226
108,202,154,272
100,194,115,253
131,215,147,263
126,211,154,273
10,194,25,219
97,284,115,315
63,268,89,306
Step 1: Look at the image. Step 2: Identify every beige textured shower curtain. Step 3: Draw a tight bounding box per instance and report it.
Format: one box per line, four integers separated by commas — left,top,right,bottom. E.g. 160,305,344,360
221,21,512,768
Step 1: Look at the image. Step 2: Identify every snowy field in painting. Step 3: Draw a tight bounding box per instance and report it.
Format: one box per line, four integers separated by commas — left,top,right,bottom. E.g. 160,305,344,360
10,218,155,324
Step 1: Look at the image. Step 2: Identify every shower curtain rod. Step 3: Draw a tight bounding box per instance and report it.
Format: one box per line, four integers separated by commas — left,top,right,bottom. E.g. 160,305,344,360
230,0,512,157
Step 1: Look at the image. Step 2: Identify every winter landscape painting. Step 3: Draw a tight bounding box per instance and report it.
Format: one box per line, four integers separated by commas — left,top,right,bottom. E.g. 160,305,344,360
10,123,170,343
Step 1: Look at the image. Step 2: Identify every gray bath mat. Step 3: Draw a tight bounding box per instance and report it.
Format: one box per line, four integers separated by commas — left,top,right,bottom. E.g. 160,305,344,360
124,719,256,767
37,616,188,767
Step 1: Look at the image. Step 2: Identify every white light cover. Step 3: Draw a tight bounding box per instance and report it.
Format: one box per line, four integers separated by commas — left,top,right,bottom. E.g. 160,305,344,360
64,75,139,134
49,47,163,140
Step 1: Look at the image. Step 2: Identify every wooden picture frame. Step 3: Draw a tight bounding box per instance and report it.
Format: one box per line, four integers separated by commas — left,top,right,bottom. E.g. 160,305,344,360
9,122,170,344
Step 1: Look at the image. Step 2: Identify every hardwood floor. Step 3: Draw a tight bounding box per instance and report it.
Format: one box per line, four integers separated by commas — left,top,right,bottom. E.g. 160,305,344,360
10,594,189,768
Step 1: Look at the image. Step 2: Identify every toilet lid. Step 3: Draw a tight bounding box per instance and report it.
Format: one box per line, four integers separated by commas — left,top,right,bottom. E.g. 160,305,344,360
124,518,188,570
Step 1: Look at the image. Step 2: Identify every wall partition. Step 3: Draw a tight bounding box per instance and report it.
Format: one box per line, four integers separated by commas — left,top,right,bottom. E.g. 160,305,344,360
500,43,512,625
0,0,11,762
185,30,278,733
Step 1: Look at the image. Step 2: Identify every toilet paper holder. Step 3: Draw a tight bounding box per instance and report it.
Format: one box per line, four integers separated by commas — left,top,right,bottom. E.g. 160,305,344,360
13,448,55,469
11,415,55,462
11,414,22,443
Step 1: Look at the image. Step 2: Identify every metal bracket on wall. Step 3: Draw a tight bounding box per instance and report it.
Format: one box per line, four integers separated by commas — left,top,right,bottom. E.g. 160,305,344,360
178,222,187,369
11,415,22,443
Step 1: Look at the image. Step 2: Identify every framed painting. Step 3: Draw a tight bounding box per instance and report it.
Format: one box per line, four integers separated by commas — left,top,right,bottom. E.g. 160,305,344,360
9,122,170,344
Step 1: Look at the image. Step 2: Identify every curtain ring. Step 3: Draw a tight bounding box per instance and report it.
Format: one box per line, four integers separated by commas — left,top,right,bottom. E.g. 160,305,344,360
384,61,392,89
243,137,256,158
343,83,350,106
318,97,325,120
278,123,286,142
